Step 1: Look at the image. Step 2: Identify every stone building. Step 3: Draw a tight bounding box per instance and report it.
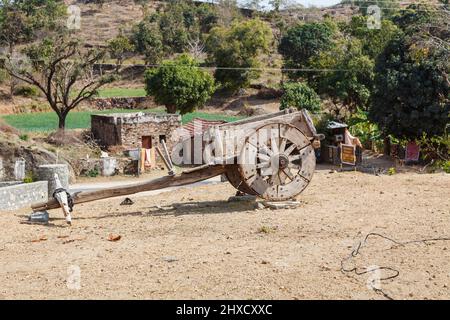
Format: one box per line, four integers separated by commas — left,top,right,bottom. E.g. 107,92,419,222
91,112,182,151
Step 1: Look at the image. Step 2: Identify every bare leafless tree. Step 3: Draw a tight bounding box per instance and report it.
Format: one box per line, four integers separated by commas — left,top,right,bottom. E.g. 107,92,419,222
187,37,206,60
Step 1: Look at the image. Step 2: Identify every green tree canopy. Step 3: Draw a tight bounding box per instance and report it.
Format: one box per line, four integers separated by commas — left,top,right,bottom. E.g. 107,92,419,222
206,18,273,92
0,0,66,96
279,21,334,80
144,54,216,114
369,34,449,139
341,15,400,59
132,1,220,60
280,82,321,113
310,36,375,118
131,20,164,64
108,33,134,71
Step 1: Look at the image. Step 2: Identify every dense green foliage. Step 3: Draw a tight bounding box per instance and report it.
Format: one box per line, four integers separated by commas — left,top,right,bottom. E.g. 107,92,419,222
108,33,135,70
280,82,321,113
206,18,273,92
279,22,334,80
133,0,219,56
145,54,216,114
370,35,449,139
131,20,164,64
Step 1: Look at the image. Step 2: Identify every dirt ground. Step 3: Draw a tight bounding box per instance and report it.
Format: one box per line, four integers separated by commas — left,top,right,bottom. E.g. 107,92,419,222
0,167,449,300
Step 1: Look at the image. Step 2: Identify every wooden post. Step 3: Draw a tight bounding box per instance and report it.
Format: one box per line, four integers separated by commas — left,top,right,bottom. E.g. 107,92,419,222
31,165,226,212
140,148,146,174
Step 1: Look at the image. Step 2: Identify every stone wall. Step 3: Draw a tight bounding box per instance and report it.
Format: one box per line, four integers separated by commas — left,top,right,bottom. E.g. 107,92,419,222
91,112,182,151
0,140,71,182
91,115,122,147
0,181,48,211
89,97,155,110
0,181,21,188
37,164,69,196
0,157,4,180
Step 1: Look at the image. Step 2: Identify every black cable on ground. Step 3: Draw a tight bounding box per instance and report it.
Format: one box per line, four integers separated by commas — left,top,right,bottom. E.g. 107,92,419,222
341,232,450,300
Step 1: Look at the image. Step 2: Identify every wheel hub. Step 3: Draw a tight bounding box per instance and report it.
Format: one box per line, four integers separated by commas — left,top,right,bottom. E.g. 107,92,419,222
276,154,290,170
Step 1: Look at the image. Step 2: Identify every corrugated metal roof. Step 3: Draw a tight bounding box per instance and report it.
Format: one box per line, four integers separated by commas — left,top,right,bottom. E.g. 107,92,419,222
327,121,348,129
182,118,227,137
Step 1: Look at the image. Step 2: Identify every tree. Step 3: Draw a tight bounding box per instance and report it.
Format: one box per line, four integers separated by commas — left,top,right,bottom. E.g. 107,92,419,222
196,3,219,34
157,1,193,54
279,22,334,80
131,20,164,65
369,34,449,139
144,54,216,114
0,1,32,55
206,18,273,92
133,1,219,60
4,34,114,130
342,15,400,59
0,0,32,96
311,38,375,119
108,33,134,71
280,82,321,113
269,0,283,12
0,0,66,96
215,0,241,26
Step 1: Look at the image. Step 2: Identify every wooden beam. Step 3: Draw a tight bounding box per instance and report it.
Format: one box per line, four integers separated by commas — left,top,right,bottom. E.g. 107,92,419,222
32,165,226,212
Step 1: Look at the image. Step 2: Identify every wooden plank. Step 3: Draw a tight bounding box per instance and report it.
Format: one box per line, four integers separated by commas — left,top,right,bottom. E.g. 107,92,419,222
31,165,226,212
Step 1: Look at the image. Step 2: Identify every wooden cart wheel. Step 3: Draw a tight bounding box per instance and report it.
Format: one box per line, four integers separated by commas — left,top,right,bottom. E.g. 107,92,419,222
225,165,257,196
238,122,316,201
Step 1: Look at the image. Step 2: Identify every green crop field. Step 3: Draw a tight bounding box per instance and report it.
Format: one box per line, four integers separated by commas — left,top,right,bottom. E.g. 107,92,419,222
95,87,147,98
1,109,243,132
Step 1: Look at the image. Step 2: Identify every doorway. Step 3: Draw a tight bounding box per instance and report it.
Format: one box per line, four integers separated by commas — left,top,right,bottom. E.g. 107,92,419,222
142,136,152,149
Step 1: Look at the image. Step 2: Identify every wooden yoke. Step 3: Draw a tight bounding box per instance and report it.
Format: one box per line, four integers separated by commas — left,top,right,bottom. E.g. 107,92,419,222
32,165,226,212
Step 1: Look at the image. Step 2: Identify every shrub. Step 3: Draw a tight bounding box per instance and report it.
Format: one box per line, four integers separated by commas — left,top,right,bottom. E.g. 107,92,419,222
13,85,40,98
280,82,321,113
347,108,382,150
87,167,99,178
23,172,36,183
0,68,9,83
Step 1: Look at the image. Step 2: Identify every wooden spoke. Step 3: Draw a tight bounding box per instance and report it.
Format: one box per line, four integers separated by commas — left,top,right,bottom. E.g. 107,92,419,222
282,168,295,181
279,171,287,185
270,136,279,154
279,138,287,154
257,153,270,161
261,167,273,176
284,144,297,156
288,163,302,170
256,161,270,169
259,144,273,156
269,172,280,185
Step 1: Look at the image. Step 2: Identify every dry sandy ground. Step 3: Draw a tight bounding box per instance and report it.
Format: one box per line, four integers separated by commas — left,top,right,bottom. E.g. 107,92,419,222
0,169,449,300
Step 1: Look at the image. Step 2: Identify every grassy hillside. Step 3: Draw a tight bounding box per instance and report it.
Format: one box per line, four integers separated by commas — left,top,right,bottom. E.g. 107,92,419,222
70,0,355,47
